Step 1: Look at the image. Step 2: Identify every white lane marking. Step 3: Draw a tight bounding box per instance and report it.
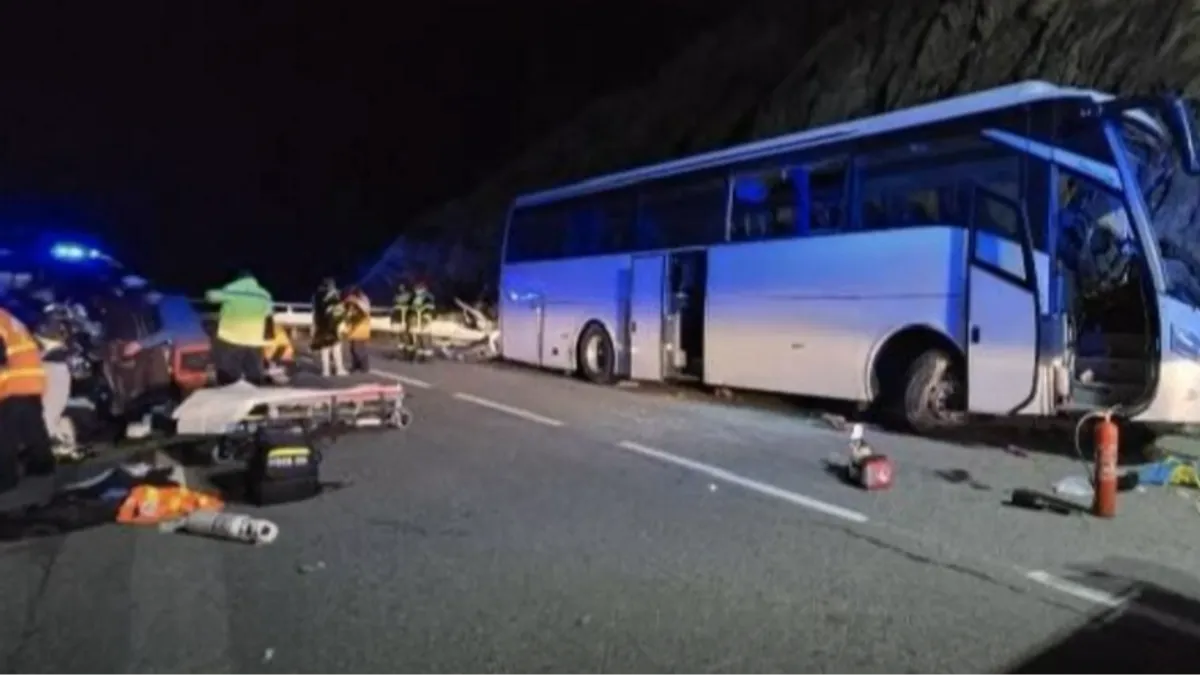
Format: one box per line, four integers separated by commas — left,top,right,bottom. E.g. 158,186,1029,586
616,440,869,524
1026,570,1125,607
1026,569,1200,639
452,392,565,427
370,369,433,389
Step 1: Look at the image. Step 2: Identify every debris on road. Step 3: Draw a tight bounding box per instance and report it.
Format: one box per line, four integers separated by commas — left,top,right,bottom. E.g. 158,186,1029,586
819,412,848,432
297,560,327,575
1139,455,1200,489
1002,444,1030,458
1007,488,1079,515
933,468,990,491
0,461,226,541
1053,475,1094,499
834,424,894,491
171,509,280,545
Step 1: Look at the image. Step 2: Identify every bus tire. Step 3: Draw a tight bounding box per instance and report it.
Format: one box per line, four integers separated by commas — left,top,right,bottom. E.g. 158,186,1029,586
577,322,617,385
894,348,963,433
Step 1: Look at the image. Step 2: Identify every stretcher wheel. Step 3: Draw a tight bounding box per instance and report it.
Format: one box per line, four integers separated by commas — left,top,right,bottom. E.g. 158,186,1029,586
209,439,239,466
389,407,413,429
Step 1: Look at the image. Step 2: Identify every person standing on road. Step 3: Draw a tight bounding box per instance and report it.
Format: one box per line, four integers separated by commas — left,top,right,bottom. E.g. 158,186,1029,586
204,270,272,385
343,286,372,373
391,280,412,360
311,278,347,377
0,304,54,493
410,280,436,361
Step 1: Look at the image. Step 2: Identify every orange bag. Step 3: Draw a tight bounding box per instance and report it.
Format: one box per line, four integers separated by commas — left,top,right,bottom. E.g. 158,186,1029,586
116,484,225,526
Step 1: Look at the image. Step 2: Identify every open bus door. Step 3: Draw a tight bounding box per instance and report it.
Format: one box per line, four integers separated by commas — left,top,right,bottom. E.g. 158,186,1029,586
965,185,1041,414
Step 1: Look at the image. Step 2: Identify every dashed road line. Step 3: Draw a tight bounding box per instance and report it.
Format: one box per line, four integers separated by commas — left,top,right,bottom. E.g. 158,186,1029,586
370,369,433,389
616,440,869,524
452,392,566,427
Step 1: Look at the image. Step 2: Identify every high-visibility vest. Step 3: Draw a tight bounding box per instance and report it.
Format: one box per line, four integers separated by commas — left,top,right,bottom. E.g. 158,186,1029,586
263,317,295,363
116,484,225,526
346,293,371,341
0,308,46,400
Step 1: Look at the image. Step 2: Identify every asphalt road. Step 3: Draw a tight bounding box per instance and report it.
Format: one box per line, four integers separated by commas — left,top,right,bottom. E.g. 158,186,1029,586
2,354,1200,672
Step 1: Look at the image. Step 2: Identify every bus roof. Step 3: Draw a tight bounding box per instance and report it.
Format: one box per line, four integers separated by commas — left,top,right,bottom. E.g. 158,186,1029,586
514,80,1116,208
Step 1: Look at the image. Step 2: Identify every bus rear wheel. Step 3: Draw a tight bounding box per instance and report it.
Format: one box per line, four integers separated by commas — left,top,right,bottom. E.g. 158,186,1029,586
577,323,616,385
892,348,964,433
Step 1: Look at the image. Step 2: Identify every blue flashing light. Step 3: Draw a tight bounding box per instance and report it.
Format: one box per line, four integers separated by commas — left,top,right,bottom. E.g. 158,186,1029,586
50,242,104,262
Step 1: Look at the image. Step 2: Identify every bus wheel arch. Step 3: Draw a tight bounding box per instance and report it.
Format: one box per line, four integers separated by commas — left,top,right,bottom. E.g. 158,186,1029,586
576,320,617,385
869,325,965,432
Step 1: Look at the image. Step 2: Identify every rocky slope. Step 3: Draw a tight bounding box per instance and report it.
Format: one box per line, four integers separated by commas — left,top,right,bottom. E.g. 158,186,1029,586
364,0,1200,297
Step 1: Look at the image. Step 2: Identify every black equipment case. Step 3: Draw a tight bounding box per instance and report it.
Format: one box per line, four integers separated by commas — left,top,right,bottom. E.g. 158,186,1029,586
245,428,322,506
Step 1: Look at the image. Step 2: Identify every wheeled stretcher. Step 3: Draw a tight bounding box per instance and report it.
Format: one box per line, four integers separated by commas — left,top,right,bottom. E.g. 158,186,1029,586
170,375,413,464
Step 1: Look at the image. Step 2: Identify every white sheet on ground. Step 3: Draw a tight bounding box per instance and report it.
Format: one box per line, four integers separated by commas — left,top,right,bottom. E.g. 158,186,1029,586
171,380,400,435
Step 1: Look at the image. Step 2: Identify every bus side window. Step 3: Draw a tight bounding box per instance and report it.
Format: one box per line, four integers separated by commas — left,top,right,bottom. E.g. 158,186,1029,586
506,205,566,263
561,190,637,258
807,157,848,234
637,177,727,250
731,169,802,242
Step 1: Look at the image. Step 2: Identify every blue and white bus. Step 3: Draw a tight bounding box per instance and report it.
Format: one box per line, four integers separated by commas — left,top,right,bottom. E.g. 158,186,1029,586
498,81,1200,434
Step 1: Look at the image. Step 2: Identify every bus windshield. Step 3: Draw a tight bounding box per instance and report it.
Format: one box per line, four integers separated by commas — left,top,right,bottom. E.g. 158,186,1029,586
1120,114,1200,307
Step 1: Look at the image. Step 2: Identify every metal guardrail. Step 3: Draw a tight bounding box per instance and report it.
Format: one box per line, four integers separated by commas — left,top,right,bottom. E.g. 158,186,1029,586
189,299,492,342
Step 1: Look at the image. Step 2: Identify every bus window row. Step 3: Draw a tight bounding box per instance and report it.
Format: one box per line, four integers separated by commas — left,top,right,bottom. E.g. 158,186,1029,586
504,133,1045,263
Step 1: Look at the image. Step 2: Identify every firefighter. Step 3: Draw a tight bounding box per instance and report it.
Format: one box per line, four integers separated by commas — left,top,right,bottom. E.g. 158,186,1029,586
0,304,54,493
410,280,436,361
343,286,372,373
204,270,273,385
391,280,413,359
311,278,347,377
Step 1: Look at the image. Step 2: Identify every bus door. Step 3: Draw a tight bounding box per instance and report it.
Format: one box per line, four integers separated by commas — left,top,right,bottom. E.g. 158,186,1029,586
666,250,707,380
628,254,665,381
965,185,1040,414
502,289,545,366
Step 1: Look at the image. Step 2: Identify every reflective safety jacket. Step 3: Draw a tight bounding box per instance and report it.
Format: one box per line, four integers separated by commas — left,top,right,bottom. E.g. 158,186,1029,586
0,307,45,400
116,484,225,526
344,291,371,341
263,316,295,363
396,284,415,319
205,275,273,347
411,285,434,322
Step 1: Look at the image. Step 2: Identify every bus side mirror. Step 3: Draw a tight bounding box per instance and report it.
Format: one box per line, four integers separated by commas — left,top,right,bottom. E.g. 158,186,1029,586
1162,97,1200,176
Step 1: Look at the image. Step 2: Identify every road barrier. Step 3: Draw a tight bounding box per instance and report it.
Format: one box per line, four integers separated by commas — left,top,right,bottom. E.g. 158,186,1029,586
189,299,495,345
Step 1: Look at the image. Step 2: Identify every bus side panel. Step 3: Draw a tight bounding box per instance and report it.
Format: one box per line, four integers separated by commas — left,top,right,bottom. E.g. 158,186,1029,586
538,255,630,373
501,256,630,372
704,226,967,401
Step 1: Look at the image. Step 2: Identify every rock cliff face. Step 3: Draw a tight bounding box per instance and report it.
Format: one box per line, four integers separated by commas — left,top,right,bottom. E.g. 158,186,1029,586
366,0,1200,295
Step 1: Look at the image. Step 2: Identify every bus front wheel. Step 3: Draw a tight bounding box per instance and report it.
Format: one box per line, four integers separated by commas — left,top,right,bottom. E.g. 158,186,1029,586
577,323,617,385
893,348,964,433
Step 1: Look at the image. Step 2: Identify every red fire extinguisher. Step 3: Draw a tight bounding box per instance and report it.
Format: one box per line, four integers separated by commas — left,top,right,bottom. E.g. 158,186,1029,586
1092,413,1118,518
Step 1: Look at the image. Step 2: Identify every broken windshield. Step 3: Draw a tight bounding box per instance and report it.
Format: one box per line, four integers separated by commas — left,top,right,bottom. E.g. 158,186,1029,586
1120,115,1200,307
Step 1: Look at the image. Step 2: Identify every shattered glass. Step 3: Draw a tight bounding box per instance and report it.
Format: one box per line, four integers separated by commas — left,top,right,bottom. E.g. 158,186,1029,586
1121,118,1200,307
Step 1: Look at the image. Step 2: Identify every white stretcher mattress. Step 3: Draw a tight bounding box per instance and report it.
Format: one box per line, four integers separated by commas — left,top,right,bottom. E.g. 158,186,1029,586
172,380,402,436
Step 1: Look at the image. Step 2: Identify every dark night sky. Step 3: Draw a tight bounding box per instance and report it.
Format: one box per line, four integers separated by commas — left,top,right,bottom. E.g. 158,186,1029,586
0,1,727,299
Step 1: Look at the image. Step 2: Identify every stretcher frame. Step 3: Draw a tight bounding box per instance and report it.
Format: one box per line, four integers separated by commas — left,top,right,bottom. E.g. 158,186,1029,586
170,381,413,465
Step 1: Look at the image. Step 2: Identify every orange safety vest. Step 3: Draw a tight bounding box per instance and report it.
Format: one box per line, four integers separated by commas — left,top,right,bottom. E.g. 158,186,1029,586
116,484,225,526
0,308,46,400
263,318,295,363
346,293,371,341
